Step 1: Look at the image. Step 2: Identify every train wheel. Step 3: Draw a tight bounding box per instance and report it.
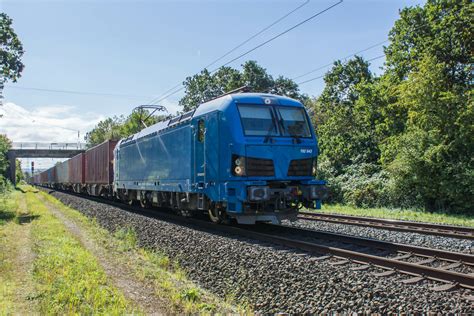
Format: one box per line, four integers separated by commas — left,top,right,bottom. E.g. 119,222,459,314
140,198,151,209
208,207,229,224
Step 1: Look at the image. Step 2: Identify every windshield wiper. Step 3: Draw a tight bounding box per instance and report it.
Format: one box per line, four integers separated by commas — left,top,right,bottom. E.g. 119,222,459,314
279,117,301,144
264,123,275,143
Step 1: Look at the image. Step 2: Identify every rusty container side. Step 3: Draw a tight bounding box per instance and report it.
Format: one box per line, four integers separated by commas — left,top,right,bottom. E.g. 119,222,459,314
39,171,47,183
85,140,118,184
56,160,70,184
68,153,85,184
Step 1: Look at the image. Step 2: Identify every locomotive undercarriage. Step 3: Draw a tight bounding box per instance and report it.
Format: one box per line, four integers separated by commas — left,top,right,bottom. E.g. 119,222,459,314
114,181,319,225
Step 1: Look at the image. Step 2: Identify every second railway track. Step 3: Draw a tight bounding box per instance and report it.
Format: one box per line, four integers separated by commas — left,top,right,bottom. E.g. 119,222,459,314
298,211,474,240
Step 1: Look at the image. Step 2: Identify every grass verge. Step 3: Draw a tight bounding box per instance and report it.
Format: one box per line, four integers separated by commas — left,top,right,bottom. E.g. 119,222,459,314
37,188,246,314
0,189,21,314
312,204,474,227
24,187,137,314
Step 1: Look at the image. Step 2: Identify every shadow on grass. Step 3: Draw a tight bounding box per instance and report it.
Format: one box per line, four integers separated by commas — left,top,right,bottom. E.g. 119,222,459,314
15,186,28,194
0,209,16,225
16,214,40,225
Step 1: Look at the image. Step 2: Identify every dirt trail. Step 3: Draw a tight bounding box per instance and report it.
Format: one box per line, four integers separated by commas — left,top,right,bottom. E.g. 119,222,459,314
12,193,38,314
37,195,166,315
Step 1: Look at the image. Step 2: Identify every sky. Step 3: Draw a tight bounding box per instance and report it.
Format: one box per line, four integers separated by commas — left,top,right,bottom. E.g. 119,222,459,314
0,0,425,169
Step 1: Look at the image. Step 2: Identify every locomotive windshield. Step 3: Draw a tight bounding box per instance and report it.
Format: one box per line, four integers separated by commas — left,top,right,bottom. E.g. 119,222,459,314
238,104,311,138
238,105,278,136
276,107,312,138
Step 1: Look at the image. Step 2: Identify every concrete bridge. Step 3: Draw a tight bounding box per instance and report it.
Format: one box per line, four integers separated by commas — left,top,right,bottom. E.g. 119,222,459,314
7,142,86,185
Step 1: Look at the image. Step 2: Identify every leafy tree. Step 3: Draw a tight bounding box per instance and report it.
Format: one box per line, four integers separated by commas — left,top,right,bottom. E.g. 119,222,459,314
384,0,472,85
85,110,167,147
85,116,123,147
315,56,378,172
309,56,391,207
0,134,12,192
15,159,23,184
179,61,304,111
383,54,473,211
0,13,24,101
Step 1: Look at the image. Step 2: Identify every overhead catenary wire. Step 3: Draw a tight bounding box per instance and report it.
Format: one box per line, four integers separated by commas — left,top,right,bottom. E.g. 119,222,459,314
209,0,343,73
4,85,152,99
148,0,343,106
146,0,311,106
292,39,389,80
203,0,310,70
292,23,432,82
297,54,385,85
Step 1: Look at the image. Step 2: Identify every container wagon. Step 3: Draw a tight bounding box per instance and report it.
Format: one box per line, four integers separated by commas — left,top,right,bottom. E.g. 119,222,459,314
56,160,69,190
68,153,85,193
84,140,117,196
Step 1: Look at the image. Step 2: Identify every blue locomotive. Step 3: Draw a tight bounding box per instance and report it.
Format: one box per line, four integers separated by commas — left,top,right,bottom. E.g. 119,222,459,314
114,93,326,224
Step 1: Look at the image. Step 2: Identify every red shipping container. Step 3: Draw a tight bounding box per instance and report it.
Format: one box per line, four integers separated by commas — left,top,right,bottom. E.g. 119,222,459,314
85,140,117,184
68,153,85,184
40,171,48,183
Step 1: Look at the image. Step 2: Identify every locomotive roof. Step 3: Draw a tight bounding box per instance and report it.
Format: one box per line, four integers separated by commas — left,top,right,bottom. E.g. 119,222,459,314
119,93,303,145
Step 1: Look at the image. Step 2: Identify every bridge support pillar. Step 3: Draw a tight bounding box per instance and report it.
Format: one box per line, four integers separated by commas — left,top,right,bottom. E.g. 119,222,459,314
7,152,16,186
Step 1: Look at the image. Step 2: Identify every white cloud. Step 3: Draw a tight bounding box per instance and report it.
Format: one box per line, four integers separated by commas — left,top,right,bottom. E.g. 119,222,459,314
0,102,104,171
0,102,104,143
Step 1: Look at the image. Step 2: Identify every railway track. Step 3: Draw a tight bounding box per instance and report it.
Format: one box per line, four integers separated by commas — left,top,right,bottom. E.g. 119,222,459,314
43,188,474,293
298,211,474,240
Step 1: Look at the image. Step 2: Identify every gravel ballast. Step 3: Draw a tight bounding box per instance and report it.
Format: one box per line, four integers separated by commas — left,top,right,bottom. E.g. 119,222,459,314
47,190,474,314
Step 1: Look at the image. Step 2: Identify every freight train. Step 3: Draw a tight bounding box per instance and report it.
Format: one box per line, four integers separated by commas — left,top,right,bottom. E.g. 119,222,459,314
32,93,327,224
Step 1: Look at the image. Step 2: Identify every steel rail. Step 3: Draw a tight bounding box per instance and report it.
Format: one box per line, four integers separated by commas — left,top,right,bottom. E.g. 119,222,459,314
233,228,474,290
267,224,474,264
41,188,474,291
298,212,474,240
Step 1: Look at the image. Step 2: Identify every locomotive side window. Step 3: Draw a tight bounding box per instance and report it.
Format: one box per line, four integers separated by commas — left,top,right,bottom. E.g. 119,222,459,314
238,105,278,136
198,119,205,142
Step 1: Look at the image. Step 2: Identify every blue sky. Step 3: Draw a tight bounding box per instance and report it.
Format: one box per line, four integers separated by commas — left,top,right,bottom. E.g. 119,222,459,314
1,0,424,151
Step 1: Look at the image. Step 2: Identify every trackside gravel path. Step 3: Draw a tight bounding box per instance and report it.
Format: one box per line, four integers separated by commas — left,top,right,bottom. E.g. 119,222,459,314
37,195,166,314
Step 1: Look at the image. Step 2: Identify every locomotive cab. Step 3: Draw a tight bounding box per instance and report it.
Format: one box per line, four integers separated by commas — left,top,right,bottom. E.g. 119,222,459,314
193,93,326,224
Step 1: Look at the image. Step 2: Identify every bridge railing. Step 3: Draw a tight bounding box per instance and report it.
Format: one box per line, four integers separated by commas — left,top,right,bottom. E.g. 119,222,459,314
11,142,86,150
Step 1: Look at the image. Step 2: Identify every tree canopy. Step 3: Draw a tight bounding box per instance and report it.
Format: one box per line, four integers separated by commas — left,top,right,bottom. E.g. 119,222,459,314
0,13,24,100
85,109,167,147
179,61,305,111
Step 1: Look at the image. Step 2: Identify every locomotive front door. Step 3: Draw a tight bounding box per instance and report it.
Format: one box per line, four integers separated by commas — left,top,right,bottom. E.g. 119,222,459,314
194,118,206,190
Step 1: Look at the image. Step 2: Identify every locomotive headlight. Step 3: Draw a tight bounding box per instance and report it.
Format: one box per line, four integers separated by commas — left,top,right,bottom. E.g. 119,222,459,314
235,157,243,166
234,166,245,176
232,155,246,176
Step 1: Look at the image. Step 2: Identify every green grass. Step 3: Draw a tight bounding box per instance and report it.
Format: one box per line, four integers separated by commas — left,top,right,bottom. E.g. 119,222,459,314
0,190,21,315
312,204,474,227
0,191,16,226
24,188,137,314
37,188,245,314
